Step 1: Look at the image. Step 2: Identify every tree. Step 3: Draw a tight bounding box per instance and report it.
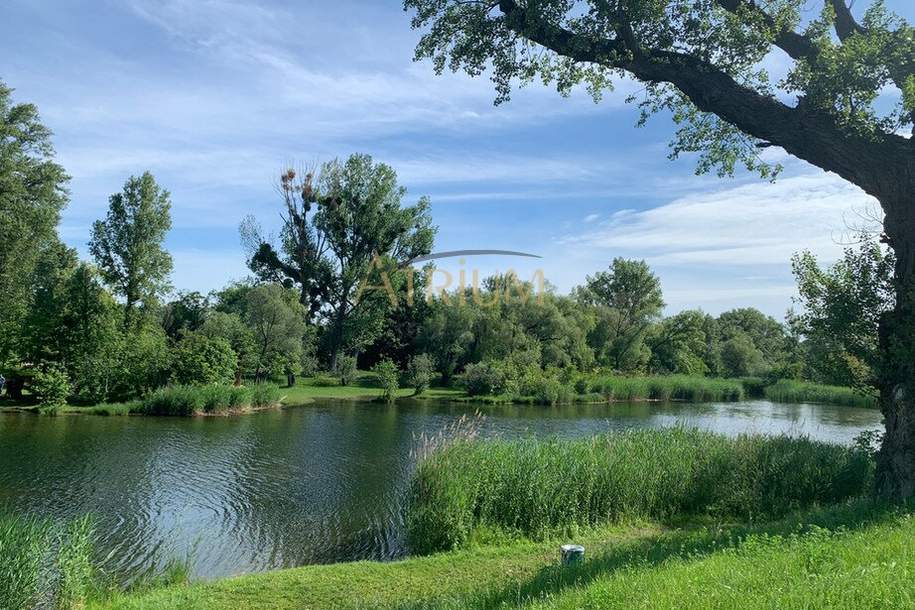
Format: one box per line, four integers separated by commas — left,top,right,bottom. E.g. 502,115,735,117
648,310,710,375
244,283,307,381
373,358,400,403
244,155,436,367
790,236,894,390
0,81,70,368
576,258,664,372
200,311,257,384
170,333,237,386
717,308,789,373
162,291,210,339
90,172,173,326
404,0,915,497
408,353,434,396
417,299,477,385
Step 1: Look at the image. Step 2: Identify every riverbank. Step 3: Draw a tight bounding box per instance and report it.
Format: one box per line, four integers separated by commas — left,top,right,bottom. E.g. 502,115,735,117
0,374,876,417
87,500,909,610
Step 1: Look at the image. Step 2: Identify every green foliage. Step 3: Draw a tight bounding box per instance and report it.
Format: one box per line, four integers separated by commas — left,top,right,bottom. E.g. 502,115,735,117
372,359,400,403
765,379,878,409
406,429,873,554
790,237,893,390
587,374,744,402
577,258,664,372
462,361,509,397
199,311,257,382
31,367,71,408
244,283,307,380
89,172,173,323
719,334,766,378
162,291,210,339
408,354,434,396
336,355,358,386
170,333,237,386
0,81,70,371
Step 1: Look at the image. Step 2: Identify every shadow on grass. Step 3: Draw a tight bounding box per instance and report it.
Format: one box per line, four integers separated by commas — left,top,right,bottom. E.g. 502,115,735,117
395,499,903,610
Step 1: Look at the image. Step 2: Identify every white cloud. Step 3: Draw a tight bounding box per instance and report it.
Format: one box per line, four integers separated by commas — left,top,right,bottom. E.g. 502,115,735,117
558,172,878,267
583,213,600,223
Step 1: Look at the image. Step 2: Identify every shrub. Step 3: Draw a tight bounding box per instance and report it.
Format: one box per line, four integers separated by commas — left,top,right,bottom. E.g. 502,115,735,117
311,375,340,387
336,355,358,386
373,359,400,403
462,361,508,396
170,333,237,386
406,428,872,554
31,367,71,408
408,354,434,396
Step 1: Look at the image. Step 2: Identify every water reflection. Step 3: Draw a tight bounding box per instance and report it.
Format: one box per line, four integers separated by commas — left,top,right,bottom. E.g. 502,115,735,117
0,399,882,581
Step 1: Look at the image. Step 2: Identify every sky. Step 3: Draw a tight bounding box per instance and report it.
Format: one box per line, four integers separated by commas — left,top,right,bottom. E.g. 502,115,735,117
3,0,912,319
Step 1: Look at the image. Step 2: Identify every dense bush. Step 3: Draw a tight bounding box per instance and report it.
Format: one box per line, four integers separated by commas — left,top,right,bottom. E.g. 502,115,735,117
588,374,744,402
408,353,434,396
764,379,877,408
140,383,279,415
31,367,71,409
406,428,872,554
336,355,358,386
373,359,400,403
462,361,509,396
170,333,237,385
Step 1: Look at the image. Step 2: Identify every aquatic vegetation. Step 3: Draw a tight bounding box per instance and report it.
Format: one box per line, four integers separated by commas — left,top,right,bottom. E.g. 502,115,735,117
406,428,873,554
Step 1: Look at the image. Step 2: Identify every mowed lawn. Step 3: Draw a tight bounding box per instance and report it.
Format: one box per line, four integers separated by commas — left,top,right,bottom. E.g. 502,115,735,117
90,503,915,610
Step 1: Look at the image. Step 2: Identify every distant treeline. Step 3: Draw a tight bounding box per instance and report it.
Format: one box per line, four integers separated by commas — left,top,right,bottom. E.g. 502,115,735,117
0,82,889,409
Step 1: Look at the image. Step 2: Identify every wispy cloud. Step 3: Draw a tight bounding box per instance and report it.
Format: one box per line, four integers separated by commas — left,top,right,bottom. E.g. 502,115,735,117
557,173,877,267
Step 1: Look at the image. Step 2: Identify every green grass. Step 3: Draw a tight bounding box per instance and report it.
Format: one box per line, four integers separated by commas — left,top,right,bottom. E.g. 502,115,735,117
86,501,913,610
586,374,745,402
406,429,873,554
0,514,100,610
764,379,878,408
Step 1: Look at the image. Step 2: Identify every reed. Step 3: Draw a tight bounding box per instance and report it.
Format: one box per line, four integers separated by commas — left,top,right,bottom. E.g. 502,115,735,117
406,428,873,554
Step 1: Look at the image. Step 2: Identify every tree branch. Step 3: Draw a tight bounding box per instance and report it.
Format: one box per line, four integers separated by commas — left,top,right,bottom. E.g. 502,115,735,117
830,0,866,41
496,0,910,202
714,0,817,60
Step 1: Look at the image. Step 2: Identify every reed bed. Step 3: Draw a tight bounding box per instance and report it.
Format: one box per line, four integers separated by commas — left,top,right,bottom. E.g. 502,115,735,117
763,379,877,408
587,375,745,402
406,428,873,554
139,383,281,416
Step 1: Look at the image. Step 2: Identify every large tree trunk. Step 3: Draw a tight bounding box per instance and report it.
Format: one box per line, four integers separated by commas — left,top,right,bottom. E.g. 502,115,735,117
876,206,915,500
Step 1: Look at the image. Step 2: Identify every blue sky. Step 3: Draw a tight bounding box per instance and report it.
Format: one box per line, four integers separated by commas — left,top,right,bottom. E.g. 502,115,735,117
3,0,912,318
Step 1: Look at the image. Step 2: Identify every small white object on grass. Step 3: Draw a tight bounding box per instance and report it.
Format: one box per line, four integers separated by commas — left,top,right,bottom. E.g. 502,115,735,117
560,544,585,566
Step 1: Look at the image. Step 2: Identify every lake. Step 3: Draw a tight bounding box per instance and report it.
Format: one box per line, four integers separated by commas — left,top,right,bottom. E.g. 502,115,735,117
0,399,882,582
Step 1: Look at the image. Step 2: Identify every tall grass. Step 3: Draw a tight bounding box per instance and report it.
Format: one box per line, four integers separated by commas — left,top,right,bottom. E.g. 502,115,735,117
587,375,744,402
0,515,50,610
764,379,878,408
0,514,99,610
406,428,873,554
139,384,280,416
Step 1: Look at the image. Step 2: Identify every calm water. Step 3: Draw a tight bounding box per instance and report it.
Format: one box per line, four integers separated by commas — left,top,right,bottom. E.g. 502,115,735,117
0,399,882,581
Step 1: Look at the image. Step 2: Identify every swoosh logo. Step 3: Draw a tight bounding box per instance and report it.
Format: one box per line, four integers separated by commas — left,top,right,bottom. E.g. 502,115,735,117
405,249,541,266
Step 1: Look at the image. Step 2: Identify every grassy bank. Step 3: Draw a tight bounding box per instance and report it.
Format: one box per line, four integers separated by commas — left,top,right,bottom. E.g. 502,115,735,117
407,429,872,554
764,379,878,408
86,501,910,610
